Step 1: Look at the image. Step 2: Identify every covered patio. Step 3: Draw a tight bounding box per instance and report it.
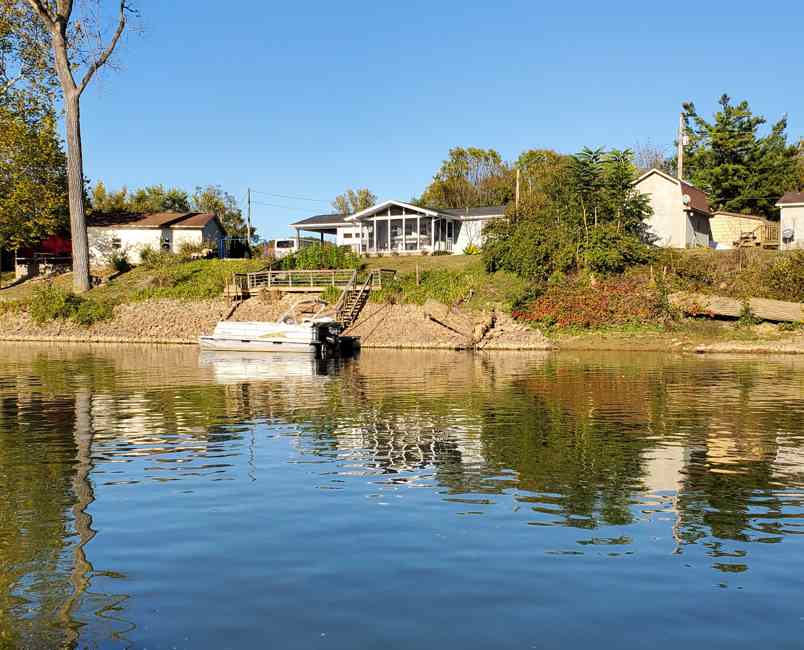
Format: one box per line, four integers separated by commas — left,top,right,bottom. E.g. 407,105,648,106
349,202,458,254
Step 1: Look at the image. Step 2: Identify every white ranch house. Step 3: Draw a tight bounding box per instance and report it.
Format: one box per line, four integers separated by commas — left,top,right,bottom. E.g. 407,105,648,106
290,200,506,255
88,211,226,265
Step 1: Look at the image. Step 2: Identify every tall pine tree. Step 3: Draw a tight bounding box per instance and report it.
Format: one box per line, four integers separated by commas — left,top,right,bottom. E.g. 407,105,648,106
681,95,798,218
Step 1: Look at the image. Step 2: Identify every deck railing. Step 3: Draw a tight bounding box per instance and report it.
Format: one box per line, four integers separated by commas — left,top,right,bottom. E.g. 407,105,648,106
227,267,396,299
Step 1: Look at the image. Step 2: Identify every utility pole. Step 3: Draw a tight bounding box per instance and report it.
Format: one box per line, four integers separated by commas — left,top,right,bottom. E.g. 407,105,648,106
677,112,686,181
246,188,252,244
515,167,521,214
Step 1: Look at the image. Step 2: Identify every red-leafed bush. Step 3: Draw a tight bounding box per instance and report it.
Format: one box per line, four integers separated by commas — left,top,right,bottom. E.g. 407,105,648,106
513,274,667,329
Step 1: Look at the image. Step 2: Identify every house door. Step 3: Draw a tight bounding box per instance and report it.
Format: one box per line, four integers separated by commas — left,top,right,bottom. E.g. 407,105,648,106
160,229,173,251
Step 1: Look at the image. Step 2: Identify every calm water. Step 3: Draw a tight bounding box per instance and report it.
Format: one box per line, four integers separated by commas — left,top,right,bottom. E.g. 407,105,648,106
1,344,803,649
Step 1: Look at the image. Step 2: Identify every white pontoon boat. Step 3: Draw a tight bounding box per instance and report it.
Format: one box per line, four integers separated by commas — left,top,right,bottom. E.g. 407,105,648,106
199,300,343,354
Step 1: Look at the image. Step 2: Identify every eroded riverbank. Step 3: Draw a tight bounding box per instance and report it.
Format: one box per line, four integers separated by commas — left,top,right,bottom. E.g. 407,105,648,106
2,295,803,353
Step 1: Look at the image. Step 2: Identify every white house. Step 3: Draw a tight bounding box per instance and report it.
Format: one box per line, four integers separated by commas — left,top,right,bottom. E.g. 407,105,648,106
87,211,226,264
633,169,712,248
776,191,804,250
290,200,506,255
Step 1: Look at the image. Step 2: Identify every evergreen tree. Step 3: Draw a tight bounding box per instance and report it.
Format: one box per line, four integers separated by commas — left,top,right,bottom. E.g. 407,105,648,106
682,95,798,218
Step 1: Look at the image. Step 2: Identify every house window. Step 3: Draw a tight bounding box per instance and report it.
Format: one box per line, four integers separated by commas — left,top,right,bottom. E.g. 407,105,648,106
111,237,122,250
447,222,454,240
343,232,352,239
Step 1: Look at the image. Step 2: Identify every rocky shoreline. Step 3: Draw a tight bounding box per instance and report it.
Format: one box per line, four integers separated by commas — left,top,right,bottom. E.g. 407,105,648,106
1,296,803,354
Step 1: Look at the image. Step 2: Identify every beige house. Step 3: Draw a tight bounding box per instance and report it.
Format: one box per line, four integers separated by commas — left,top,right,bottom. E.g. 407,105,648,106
88,211,225,265
633,169,712,248
776,191,804,250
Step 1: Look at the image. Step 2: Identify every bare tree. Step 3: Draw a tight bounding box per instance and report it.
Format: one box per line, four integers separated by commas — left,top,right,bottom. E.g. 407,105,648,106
634,140,672,175
24,0,133,292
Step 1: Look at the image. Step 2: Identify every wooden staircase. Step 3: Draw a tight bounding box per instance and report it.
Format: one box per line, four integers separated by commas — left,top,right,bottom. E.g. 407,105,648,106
336,272,375,328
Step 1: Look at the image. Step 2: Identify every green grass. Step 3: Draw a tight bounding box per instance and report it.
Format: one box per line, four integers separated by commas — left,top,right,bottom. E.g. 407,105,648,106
0,259,268,311
363,254,481,275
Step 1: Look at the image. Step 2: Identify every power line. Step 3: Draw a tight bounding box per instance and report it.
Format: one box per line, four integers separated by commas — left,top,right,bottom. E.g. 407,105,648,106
250,190,330,204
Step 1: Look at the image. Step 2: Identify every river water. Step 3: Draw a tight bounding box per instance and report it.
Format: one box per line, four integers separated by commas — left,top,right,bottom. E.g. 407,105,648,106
0,344,802,649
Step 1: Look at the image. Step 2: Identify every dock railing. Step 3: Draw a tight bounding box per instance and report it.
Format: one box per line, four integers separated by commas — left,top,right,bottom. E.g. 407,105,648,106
226,267,397,300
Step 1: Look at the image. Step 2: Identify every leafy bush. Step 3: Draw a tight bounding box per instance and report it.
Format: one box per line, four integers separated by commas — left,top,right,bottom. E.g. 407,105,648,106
762,251,804,302
29,284,113,326
72,299,114,326
177,240,215,261
139,246,178,269
581,224,652,275
483,217,577,282
463,243,481,255
512,275,667,329
108,250,131,273
30,284,82,323
281,244,361,270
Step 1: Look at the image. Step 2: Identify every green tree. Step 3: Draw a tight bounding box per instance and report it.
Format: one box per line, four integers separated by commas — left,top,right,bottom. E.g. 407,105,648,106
0,101,67,250
514,149,573,221
419,147,514,209
14,0,134,292
682,95,799,218
332,188,376,214
484,147,651,281
129,184,190,213
192,184,252,240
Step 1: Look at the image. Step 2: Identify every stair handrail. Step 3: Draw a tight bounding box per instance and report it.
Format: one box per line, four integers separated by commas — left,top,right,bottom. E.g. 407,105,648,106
334,268,359,320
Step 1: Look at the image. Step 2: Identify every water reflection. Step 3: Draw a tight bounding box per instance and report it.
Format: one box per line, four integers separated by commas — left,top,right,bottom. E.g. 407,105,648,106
0,344,803,648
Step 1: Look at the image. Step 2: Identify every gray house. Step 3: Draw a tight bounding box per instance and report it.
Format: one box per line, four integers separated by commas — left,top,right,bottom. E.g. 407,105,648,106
290,200,506,255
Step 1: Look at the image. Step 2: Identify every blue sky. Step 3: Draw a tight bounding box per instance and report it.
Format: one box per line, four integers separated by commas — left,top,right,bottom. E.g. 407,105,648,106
80,0,804,237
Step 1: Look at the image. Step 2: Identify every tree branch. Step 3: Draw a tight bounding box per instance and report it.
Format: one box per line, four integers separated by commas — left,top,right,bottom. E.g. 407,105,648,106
56,0,74,21
0,74,23,97
77,0,127,96
25,0,56,28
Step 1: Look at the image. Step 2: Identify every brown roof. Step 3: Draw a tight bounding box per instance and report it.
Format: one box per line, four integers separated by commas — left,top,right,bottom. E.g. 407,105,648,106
88,211,218,229
170,213,218,228
680,181,711,215
777,191,804,205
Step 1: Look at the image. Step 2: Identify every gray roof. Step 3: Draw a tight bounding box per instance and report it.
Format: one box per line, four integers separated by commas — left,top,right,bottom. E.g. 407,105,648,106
290,213,349,227
290,203,507,228
439,205,507,218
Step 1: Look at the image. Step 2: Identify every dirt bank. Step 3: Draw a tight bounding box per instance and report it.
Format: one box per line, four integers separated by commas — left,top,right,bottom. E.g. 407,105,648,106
2,296,803,354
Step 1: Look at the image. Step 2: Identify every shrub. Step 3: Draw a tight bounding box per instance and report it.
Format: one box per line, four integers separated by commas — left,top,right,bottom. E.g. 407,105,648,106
281,244,361,270
513,274,665,329
30,284,82,323
177,240,215,261
581,224,652,275
139,246,178,269
108,250,131,273
72,299,114,326
463,243,481,255
762,251,804,302
29,284,113,326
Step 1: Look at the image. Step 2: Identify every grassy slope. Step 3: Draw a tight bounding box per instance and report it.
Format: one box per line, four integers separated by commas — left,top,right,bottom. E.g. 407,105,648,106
0,259,267,306
365,254,528,311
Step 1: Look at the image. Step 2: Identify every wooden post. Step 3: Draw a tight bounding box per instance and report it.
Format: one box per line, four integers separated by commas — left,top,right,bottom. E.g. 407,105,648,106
402,215,406,253
515,167,520,215
416,215,421,252
678,111,685,181
431,217,435,251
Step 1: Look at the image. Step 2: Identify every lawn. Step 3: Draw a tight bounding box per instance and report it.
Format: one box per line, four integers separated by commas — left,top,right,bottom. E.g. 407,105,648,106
363,254,481,274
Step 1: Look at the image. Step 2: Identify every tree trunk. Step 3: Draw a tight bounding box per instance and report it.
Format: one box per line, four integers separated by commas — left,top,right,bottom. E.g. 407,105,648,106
64,93,91,292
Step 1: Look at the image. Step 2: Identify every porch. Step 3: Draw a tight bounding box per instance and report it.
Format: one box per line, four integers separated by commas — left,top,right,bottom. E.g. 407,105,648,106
357,214,457,255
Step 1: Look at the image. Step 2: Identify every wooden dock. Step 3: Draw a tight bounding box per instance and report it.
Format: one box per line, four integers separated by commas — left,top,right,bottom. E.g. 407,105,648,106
225,268,396,301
